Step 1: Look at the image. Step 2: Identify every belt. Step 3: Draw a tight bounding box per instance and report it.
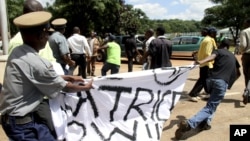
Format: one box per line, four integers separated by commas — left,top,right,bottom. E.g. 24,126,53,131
1,113,33,125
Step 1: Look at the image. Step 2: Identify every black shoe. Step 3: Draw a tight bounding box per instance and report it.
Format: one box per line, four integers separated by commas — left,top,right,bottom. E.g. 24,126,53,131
175,120,191,140
242,89,249,105
199,121,211,130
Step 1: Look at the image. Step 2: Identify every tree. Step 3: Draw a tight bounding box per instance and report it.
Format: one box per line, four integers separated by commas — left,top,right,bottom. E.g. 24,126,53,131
6,0,201,38
119,4,149,35
47,0,148,37
203,0,250,44
7,0,24,36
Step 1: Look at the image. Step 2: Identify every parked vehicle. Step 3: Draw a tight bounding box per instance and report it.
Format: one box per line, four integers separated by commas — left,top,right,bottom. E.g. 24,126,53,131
171,36,204,59
96,34,145,64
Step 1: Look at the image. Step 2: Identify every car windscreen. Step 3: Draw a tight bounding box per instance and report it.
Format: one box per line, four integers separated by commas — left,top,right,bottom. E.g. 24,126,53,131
180,37,193,44
192,38,199,44
171,37,181,45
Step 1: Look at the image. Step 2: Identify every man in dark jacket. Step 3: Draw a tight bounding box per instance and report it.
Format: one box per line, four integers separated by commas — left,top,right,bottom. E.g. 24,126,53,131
125,30,141,72
143,27,172,69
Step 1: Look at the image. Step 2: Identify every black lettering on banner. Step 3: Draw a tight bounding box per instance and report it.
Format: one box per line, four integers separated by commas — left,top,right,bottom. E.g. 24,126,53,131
154,67,193,86
70,90,99,118
230,125,250,141
170,91,182,111
60,92,72,112
68,120,87,140
124,90,183,122
86,90,99,118
106,77,123,80
91,122,106,140
145,123,161,140
124,87,154,121
73,92,87,116
145,124,152,138
155,123,160,140
98,85,132,122
156,90,172,121
151,90,161,121
91,120,138,141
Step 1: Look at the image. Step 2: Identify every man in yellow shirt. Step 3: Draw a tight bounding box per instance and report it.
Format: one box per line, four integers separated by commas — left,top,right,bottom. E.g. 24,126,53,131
188,27,217,102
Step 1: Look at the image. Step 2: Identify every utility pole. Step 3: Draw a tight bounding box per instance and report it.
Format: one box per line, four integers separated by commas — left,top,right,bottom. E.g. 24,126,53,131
0,0,9,55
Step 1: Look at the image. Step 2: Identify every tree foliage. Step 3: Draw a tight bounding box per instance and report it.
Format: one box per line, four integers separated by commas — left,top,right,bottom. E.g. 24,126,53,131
6,0,24,36
6,0,201,38
202,0,250,43
47,0,149,37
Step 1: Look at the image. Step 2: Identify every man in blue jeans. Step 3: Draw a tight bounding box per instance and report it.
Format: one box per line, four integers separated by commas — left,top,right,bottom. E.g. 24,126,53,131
175,39,241,140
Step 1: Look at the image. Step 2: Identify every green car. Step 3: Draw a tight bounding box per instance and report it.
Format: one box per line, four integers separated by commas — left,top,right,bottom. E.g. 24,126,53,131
171,36,204,59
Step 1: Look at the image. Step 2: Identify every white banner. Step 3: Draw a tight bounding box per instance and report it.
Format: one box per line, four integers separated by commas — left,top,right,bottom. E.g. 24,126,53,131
50,65,195,141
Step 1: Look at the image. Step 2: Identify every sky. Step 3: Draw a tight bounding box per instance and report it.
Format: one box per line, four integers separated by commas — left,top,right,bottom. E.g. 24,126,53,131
127,0,217,20
38,0,217,21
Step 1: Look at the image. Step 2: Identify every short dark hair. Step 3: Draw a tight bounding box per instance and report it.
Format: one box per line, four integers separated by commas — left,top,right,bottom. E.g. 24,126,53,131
23,0,43,14
109,34,116,41
208,27,217,34
146,28,154,35
156,27,165,35
219,38,230,49
73,26,80,33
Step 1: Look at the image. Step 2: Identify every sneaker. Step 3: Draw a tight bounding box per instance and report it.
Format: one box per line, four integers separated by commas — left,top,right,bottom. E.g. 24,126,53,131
189,96,200,102
175,120,191,140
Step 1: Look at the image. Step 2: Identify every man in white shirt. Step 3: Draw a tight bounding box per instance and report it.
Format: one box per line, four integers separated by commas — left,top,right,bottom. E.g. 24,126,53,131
67,26,91,78
142,29,155,70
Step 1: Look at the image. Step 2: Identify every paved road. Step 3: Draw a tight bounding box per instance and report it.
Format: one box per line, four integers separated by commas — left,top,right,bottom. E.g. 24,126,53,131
0,55,249,141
